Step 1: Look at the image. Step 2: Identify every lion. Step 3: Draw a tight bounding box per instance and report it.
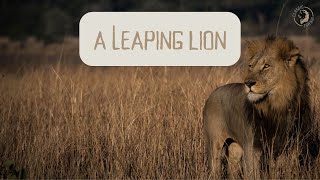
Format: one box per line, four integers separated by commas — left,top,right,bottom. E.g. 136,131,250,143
203,36,319,179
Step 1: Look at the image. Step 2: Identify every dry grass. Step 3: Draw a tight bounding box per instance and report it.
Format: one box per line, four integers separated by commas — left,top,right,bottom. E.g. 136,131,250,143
0,37,320,179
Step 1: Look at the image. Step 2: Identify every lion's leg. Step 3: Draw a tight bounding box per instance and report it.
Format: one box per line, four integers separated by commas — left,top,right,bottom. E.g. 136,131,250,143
227,142,243,179
259,151,270,178
207,137,225,178
242,143,261,179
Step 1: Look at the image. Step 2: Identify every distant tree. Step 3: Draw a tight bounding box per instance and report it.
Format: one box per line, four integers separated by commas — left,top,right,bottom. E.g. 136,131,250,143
0,0,318,41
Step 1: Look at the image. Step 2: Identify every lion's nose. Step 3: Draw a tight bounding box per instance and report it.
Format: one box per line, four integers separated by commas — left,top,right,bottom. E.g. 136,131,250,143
245,81,256,88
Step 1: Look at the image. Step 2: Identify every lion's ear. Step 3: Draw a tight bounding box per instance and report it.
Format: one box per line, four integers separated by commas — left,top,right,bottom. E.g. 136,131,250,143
244,40,258,59
287,47,300,67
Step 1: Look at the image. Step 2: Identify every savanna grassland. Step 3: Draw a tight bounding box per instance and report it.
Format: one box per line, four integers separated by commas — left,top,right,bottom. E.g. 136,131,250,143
0,36,320,179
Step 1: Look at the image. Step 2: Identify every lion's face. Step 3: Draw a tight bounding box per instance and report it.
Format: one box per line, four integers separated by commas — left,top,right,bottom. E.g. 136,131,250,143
243,37,303,107
244,50,288,103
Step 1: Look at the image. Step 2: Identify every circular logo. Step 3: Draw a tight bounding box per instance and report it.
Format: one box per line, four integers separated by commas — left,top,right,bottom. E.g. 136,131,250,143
292,5,314,27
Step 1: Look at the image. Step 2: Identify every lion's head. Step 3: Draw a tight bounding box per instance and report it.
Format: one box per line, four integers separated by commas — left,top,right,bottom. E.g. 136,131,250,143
243,36,308,112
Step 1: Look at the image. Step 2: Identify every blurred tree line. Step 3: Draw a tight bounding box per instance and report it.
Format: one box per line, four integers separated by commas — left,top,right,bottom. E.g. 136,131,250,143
0,0,319,42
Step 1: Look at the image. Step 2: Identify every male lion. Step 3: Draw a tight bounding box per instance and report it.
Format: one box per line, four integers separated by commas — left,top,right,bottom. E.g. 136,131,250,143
203,36,319,179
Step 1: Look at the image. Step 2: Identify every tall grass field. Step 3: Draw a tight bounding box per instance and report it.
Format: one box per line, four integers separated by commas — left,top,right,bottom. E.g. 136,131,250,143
0,36,320,178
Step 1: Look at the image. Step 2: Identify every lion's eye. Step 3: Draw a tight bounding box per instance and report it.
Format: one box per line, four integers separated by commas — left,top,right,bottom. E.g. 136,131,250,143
263,64,270,69
249,64,253,69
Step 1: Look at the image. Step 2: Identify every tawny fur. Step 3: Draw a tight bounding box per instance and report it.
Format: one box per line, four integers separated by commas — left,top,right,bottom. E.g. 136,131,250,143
203,36,319,179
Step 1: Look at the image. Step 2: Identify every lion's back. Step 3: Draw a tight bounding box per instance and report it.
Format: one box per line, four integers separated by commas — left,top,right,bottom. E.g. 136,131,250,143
204,83,247,116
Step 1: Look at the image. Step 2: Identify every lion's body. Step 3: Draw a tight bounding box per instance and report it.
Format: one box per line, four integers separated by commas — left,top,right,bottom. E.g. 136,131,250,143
204,83,251,148
203,36,318,179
